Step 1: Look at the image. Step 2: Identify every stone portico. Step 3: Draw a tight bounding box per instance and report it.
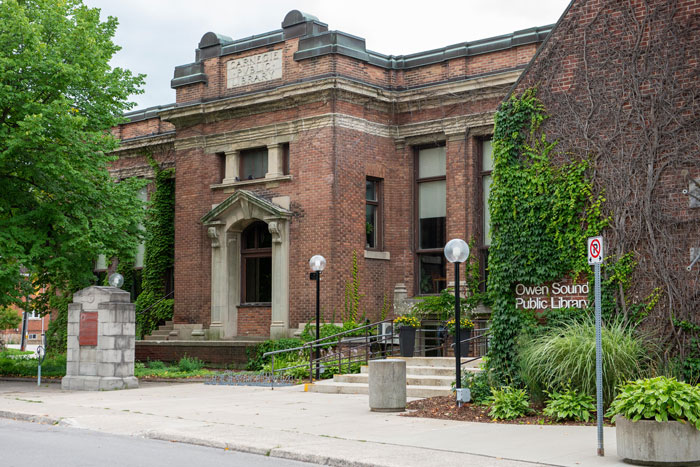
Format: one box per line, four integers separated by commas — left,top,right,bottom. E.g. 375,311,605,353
201,190,291,339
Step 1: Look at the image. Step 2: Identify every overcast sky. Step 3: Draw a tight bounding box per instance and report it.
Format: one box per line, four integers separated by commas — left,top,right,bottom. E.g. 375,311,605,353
83,0,571,111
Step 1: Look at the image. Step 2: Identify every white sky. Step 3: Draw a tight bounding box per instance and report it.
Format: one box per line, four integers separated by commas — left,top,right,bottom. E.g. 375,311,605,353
83,0,571,111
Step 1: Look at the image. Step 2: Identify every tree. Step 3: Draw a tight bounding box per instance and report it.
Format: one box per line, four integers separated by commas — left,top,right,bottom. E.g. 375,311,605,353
0,0,146,310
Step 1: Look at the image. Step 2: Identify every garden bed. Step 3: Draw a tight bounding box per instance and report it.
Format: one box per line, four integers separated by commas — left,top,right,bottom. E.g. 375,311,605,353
403,396,613,426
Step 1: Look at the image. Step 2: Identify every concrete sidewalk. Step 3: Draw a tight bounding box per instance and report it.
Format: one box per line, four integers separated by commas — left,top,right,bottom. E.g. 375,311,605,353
0,380,623,467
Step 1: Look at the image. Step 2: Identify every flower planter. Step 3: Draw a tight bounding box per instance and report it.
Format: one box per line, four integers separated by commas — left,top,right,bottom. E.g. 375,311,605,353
398,327,416,357
616,416,700,466
450,329,471,357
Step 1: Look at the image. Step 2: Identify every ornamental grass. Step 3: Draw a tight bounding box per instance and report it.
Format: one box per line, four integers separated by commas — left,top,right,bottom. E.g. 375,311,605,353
518,319,657,407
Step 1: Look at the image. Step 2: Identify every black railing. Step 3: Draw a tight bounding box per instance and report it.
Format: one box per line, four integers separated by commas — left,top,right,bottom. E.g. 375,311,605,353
263,318,490,387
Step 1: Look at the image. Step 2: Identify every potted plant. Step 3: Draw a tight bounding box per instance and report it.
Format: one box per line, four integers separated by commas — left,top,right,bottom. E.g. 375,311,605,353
607,376,700,465
393,315,420,357
445,316,474,357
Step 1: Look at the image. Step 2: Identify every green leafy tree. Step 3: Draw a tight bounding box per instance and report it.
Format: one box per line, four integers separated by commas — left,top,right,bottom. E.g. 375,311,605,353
0,307,21,331
0,0,146,311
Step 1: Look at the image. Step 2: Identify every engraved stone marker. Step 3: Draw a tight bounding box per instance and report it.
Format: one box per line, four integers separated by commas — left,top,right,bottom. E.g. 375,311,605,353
227,50,283,88
61,286,138,391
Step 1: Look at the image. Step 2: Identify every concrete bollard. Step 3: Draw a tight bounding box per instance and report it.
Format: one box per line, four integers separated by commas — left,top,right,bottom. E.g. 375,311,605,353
369,359,406,412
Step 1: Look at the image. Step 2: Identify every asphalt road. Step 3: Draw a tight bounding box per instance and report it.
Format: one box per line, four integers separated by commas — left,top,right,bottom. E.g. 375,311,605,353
0,418,319,467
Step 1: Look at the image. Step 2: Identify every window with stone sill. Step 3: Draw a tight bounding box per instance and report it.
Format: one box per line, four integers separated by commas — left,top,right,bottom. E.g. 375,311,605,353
416,145,446,295
226,143,290,183
365,177,383,250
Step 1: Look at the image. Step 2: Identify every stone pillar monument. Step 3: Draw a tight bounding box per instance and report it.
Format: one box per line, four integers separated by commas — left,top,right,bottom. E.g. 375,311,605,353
61,286,138,391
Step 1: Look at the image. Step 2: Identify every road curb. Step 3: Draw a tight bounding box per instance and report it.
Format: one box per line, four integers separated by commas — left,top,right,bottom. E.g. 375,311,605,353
143,430,384,467
0,410,61,425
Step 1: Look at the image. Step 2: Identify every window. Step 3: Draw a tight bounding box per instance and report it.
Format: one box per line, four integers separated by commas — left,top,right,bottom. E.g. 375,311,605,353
239,147,268,180
365,178,383,250
480,138,494,289
241,221,272,303
416,146,446,294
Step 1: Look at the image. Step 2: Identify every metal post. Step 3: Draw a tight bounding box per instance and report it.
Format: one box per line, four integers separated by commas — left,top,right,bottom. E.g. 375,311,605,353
315,271,321,380
308,343,313,385
19,310,28,352
454,262,461,407
595,262,604,456
271,354,275,390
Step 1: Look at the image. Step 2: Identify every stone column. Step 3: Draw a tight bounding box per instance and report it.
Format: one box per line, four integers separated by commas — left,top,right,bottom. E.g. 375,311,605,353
207,222,226,339
62,286,138,391
225,229,241,338
265,143,284,179
222,149,239,184
268,219,289,339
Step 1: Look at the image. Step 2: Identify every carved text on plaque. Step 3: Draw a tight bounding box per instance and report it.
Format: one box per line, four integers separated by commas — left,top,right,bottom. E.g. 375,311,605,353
227,50,283,88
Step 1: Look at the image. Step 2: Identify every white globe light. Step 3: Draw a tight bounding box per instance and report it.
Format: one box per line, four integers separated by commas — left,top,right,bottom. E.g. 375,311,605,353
309,255,326,272
444,239,469,263
108,273,124,288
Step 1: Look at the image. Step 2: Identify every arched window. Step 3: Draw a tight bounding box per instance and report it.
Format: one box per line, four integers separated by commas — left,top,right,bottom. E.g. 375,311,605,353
241,221,272,303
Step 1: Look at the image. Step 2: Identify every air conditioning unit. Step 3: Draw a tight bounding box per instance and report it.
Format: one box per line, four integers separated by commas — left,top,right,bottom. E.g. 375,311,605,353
378,322,398,344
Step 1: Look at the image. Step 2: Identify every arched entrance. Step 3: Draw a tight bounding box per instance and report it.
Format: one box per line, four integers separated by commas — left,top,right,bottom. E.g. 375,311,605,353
201,190,291,339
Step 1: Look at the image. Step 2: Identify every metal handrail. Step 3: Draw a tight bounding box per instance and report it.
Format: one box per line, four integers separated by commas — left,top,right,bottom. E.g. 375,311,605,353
262,319,490,387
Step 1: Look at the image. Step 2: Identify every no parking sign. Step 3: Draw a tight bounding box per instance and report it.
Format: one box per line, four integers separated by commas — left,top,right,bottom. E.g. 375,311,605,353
588,236,603,265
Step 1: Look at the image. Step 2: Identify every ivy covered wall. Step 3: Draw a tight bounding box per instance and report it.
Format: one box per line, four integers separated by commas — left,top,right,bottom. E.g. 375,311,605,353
134,158,175,338
486,89,607,383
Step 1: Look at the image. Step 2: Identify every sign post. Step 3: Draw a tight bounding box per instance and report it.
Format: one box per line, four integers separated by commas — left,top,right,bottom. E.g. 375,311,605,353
588,236,604,456
36,346,46,386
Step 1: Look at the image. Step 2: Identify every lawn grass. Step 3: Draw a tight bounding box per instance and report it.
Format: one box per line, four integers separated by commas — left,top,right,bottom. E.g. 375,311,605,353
1,348,35,356
0,352,66,377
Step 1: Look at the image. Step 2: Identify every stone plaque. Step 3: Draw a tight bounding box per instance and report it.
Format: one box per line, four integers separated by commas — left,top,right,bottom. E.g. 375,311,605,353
79,312,98,346
227,50,282,88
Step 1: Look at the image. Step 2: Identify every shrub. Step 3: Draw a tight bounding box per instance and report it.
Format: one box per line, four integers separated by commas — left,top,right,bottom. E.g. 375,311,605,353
413,289,465,321
543,385,596,422
488,386,531,420
519,319,656,406
148,360,167,370
263,358,309,379
246,338,304,371
607,376,700,430
462,370,496,405
178,356,204,372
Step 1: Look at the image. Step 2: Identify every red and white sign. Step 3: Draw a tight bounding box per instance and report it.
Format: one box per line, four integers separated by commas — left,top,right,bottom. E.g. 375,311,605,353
588,236,604,265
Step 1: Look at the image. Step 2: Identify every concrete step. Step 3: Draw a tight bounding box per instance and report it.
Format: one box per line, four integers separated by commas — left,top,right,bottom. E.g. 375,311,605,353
150,329,171,336
164,320,174,327
333,373,454,387
308,381,452,398
388,356,482,368
359,365,479,377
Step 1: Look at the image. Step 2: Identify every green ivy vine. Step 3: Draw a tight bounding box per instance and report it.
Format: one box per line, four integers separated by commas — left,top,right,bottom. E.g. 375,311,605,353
487,89,607,384
134,157,175,338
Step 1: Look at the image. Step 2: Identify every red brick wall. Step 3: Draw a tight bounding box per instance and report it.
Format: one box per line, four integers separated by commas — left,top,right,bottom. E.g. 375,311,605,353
238,306,271,336
135,341,251,365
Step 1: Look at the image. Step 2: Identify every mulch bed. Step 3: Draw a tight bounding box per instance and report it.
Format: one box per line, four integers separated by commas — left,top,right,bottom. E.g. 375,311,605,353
403,396,613,426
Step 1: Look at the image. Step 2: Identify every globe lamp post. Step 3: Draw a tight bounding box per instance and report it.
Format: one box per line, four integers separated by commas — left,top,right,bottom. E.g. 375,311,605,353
309,255,326,380
444,238,469,407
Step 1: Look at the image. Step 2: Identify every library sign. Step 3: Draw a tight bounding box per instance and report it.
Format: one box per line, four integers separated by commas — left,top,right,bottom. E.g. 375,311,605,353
515,277,589,312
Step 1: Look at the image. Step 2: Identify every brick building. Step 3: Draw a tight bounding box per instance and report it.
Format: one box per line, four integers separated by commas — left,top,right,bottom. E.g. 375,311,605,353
511,0,700,342
113,10,552,347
